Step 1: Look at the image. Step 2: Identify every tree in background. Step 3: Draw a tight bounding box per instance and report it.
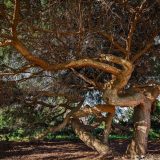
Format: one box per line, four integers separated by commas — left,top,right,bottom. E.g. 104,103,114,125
0,0,160,158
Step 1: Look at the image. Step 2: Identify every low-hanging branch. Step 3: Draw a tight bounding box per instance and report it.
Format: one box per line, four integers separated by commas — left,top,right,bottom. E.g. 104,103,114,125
34,101,83,140
71,118,110,155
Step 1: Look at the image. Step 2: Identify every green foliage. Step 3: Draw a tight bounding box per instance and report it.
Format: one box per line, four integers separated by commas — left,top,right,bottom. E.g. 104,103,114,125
40,0,48,6
148,129,160,140
0,103,65,141
156,101,160,111
0,47,11,65
4,0,13,8
109,135,131,140
45,130,78,141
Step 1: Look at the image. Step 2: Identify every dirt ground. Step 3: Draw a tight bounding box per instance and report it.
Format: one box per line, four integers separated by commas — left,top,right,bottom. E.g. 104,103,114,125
0,139,160,160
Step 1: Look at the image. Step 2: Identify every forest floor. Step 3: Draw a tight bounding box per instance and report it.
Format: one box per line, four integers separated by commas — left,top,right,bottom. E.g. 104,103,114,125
0,139,160,160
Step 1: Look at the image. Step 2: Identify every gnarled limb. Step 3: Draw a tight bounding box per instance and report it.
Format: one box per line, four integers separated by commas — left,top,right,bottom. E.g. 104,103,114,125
12,38,120,75
75,104,115,117
71,118,110,155
104,89,146,107
73,104,115,155
100,54,133,91
74,104,115,153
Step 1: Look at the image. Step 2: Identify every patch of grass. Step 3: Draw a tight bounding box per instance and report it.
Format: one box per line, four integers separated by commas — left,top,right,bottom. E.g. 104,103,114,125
109,134,131,140
45,133,78,141
0,128,159,142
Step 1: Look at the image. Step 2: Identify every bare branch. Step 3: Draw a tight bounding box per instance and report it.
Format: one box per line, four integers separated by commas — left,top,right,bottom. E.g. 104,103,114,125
126,0,147,56
131,30,160,63
97,32,128,56
12,0,20,37
71,68,98,87
75,104,115,117
132,42,153,63
0,64,36,77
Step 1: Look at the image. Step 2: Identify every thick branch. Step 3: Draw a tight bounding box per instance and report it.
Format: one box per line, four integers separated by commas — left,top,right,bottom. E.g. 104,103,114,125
71,118,110,155
100,54,133,91
12,38,120,75
104,86,159,108
75,104,115,118
104,89,147,107
99,54,133,73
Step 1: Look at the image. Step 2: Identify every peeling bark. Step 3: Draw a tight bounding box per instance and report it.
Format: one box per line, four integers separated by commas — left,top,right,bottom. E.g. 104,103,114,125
104,82,159,157
126,102,151,158
126,86,159,157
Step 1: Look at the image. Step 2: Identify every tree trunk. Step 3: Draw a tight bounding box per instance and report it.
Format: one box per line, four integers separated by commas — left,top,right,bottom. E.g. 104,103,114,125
126,102,151,158
71,118,110,155
103,113,114,144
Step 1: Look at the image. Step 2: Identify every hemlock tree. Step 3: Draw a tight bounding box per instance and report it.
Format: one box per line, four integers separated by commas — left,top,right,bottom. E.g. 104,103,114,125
0,0,160,158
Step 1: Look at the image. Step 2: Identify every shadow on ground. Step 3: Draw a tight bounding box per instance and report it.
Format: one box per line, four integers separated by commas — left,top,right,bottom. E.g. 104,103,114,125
0,139,160,159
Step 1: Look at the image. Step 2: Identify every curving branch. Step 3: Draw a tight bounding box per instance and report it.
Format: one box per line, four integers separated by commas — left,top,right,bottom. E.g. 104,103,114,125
104,86,159,108
104,89,146,107
12,38,120,75
75,104,115,117
99,54,133,91
71,118,110,155
99,54,133,73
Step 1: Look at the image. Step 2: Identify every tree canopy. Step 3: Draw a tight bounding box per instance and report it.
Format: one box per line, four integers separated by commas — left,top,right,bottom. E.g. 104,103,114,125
0,0,160,159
